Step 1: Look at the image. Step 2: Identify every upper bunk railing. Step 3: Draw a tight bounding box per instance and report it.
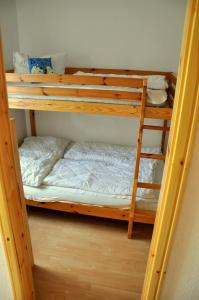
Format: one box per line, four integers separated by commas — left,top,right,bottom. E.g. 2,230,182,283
6,73,145,102
6,69,176,119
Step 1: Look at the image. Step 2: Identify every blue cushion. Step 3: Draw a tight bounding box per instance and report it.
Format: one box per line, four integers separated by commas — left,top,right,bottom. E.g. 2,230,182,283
28,57,53,74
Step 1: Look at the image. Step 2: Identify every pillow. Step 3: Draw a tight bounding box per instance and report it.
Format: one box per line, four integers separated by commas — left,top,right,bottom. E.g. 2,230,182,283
42,52,67,74
20,136,71,158
13,52,29,73
28,57,53,74
13,52,67,74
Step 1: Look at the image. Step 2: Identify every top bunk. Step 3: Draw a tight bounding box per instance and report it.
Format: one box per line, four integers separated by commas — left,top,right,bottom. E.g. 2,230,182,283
6,67,176,120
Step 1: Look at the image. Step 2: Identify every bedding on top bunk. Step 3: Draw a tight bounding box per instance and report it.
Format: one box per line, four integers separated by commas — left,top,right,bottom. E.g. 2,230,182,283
19,137,164,210
8,73,168,106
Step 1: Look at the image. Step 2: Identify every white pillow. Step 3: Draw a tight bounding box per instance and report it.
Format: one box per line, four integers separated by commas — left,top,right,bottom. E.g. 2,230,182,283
42,52,67,74
21,136,71,158
13,52,67,74
13,52,29,73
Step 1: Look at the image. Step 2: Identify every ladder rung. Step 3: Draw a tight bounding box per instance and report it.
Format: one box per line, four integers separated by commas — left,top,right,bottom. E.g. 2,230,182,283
137,182,161,190
140,153,165,160
143,125,170,131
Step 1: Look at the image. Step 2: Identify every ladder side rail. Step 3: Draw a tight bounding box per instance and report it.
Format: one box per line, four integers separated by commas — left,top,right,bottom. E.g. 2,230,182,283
128,80,147,239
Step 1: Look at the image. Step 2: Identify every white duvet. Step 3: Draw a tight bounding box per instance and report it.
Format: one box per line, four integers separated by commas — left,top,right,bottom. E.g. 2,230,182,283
19,136,70,187
20,138,162,205
43,154,160,199
64,142,160,167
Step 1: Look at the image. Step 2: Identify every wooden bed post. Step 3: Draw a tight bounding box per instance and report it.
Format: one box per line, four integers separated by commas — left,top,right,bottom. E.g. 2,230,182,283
161,120,168,153
128,80,147,239
10,118,34,266
29,110,37,136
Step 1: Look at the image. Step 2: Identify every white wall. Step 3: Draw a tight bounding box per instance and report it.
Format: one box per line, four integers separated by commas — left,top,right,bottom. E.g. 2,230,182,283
16,0,186,72
0,235,14,300
160,123,199,300
16,0,186,145
0,0,27,144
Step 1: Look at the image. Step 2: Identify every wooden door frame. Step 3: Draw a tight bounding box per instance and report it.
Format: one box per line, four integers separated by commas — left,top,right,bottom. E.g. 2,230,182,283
0,33,35,299
142,0,199,298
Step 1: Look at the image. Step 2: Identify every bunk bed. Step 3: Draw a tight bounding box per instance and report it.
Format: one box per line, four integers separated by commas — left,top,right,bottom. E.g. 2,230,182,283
6,67,176,238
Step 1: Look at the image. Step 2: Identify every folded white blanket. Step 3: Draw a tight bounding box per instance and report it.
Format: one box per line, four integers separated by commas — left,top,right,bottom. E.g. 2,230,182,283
20,136,70,187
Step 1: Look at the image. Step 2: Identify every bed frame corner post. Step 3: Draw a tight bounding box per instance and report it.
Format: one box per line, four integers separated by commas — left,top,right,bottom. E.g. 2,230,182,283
29,110,37,136
161,120,168,154
128,79,147,239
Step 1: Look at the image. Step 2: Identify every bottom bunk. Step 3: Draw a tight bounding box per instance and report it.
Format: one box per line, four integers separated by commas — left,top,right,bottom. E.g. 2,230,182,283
26,199,156,224
18,136,163,228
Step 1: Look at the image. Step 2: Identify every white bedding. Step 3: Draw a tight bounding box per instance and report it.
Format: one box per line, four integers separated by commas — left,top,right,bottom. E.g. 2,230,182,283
8,81,168,106
64,142,160,167
19,136,70,187
20,139,164,211
43,152,162,199
24,185,159,211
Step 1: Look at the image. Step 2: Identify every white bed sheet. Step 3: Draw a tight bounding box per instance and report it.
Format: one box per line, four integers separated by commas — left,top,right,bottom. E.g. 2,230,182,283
24,184,158,211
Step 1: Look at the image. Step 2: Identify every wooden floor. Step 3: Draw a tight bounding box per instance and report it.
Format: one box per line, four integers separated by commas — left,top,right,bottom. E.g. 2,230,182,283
28,207,153,300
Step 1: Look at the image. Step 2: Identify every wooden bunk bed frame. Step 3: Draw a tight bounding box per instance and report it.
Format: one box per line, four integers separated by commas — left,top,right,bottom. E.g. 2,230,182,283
6,67,176,238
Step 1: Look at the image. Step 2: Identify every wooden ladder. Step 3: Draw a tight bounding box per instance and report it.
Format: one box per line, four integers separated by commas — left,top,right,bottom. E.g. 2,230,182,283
128,81,170,239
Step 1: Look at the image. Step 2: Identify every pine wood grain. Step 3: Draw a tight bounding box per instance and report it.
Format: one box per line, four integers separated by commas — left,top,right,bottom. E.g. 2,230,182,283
8,98,172,119
6,73,144,88
26,200,156,224
7,85,142,102
0,35,35,299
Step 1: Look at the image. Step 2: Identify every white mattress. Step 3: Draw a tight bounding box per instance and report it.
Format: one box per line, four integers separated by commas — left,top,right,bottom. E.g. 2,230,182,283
8,82,168,106
24,185,158,211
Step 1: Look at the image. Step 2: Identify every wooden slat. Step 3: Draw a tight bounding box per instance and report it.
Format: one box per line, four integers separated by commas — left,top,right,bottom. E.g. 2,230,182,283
134,209,156,224
143,125,170,131
6,73,144,88
137,182,161,190
8,98,141,116
144,107,172,120
26,199,156,225
8,98,173,119
140,153,165,160
7,86,142,102
26,200,129,221
65,67,171,77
